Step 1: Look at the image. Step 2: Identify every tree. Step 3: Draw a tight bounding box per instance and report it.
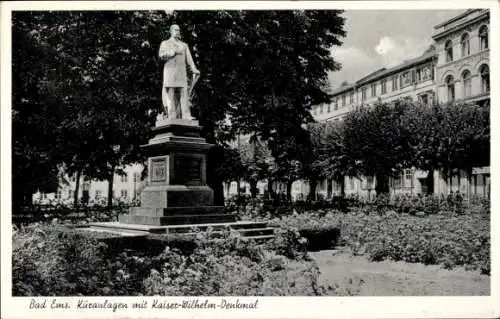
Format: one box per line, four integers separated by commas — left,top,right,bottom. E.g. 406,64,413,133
169,10,346,203
343,102,412,195
406,101,490,195
309,121,360,199
13,11,164,207
13,10,346,207
239,137,271,198
12,13,72,208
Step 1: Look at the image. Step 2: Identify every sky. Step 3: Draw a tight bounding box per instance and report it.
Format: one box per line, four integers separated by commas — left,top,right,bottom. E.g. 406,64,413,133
328,10,465,89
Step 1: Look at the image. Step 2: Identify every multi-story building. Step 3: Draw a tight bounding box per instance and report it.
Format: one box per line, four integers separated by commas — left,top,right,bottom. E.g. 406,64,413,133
309,9,490,199
33,163,146,205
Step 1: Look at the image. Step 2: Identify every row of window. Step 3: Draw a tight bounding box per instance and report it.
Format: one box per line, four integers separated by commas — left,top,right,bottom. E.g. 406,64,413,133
329,170,414,192
445,64,490,101
359,65,434,102
94,189,129,199
445,25,488,63
70,172,143,183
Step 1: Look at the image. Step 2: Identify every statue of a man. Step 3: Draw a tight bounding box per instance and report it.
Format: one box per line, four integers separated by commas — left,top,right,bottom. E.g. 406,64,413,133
159,24,200,120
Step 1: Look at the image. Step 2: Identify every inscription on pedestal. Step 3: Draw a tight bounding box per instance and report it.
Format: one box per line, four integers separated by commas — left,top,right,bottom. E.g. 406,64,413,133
172,156,202,185
151,158,167,182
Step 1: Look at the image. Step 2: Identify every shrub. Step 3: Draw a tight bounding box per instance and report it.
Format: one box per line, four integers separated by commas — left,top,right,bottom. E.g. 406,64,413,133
13,225,325,296
143,231,323,296
268,212,342,251
338,211,490,274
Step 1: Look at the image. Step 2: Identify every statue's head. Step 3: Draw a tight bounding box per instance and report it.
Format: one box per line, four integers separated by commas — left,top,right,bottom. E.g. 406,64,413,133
169,24,181,39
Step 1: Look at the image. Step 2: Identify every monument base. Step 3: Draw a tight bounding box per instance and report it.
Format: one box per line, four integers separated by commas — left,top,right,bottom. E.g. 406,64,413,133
118,118,237,226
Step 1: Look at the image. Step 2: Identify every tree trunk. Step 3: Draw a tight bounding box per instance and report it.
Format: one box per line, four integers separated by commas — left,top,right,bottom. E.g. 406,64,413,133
308,178,318,201
73,169,81,209
326,179,332,199
236,179,241,199
107,170,115,208
286,180,293,201
213,181,225,205
340,176,346,198
425,169,435,194
466,168,472,200
375,173,390,195
249,180,258,198
267,178,275,200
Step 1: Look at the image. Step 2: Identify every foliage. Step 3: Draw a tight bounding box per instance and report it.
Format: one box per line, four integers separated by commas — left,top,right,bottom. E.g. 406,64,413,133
239,138,272,197
338,210,490,274
306,99,490,197
268,212,342,251
342,102,413,194
12,225,324,296
13,10,346,207
308,121,360,198
143,233,321,296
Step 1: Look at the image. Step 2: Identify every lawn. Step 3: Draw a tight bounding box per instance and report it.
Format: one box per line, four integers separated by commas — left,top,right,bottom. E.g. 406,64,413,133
312,249,489,296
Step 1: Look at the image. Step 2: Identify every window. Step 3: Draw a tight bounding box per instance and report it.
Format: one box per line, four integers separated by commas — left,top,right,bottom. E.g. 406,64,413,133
134,172,140,183
461,33,470,57
342,94,346,107
121,174,128,183
68,189,73,198
392,174,402,188
480,64,490,93
366,176,374,189
349,177,355,190
462,70,472,98
445,40,453,62
446,75,455,102
350,91,354,104
381,79,387,94
371,83,376,97
121,190,128,198
392,76,398,91
479,25,488,50
95,190,102,199
334,99,338,110
405,169,413,182
361,87,367,101
320,104,324,114
416,68,422,82
400,71,412,88
419,65,432,81
418,94,429,106
327,103,331,113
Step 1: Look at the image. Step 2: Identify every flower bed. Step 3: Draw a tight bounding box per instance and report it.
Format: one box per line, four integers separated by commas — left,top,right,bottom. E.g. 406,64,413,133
12,223,326,296
339,211,490,274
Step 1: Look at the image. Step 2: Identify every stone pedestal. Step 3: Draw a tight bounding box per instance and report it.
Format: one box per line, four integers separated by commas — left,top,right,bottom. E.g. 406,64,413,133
119,118,236,226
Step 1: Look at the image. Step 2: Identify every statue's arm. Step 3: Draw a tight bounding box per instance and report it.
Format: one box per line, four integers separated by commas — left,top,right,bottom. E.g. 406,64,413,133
159,41,176,61
186,46,200,74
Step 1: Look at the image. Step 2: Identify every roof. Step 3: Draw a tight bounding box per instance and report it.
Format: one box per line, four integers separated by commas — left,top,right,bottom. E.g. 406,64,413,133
354,51,437,87
329,83,355,96
433,9,478,29
355,68,387,85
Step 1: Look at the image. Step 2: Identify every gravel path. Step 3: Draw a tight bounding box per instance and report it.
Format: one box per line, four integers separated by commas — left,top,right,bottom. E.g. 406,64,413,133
310,249,490,296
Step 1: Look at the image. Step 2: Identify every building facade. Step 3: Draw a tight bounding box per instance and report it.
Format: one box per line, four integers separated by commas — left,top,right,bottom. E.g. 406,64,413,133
308,9,490,199
33,163,145,205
